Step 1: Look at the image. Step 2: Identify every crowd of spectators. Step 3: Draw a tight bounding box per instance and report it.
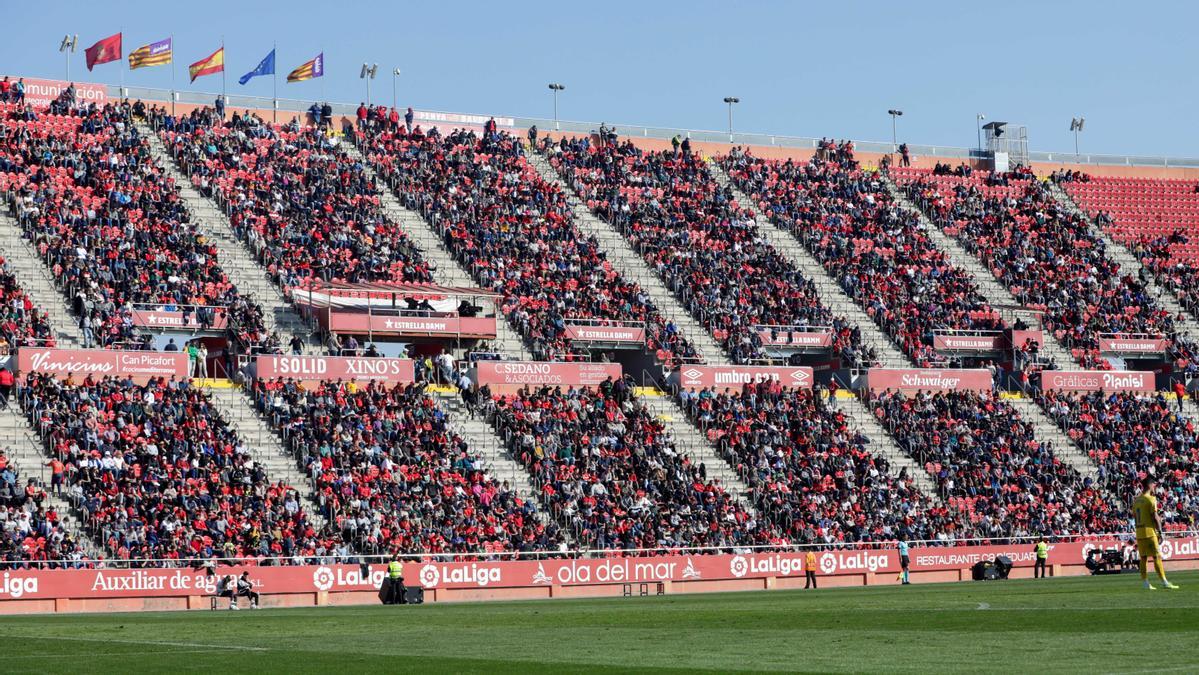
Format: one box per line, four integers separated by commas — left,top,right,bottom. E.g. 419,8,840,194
0,449,91,567
722,143,1004,366
679,380,962,544
357,124,698,363
1044,390,1199,530
485,378,771,550
546,136,872,366
1131,232,1199,322
870,390,1122,538
0,99,277,357
0,256,57,353
254,377,563,554
154,106,434,293
902,172,1194,369
20,373,329,563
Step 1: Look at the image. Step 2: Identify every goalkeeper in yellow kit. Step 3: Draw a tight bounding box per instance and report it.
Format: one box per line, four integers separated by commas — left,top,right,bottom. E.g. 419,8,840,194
1133,476,1179,590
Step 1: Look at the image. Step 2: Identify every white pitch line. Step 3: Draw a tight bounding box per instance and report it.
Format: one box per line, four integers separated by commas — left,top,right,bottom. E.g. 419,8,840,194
2,649,218,660
5,634,269,652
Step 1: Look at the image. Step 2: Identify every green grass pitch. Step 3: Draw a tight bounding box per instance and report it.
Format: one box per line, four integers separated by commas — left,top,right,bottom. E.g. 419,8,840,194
2,570,1197,673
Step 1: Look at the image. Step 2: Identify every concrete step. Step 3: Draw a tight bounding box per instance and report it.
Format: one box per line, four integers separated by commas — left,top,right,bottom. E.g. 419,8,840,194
710,164,911,368
1046,181,1199,345
638,392,757,515
1005,397,1102,483
432,391,562,536
136,119,322,355
883,176,1079,369
202,387,327,530
0,210,86,347
527,151,731,365
0,404,104,557
837,395,944,501
341,140,533,360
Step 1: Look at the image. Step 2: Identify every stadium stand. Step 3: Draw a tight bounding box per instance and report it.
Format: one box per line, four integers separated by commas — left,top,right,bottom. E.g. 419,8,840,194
1056,172,1199,321
868,390,1121,537
721,143,1005,368
677,381,961,543
484,378,772,549
1043,389,1199,530
355,124,699,363
20,373,329,562
543,136,875,367
0,99,278,357
897,167,1197,370
253,377,565,554
0,447,91,567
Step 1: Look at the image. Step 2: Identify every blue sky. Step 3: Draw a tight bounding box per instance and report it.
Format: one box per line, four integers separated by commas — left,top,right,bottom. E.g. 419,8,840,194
3,0,1194,157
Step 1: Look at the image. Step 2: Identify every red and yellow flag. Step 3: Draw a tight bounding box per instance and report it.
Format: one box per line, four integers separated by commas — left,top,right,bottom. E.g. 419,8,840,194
189,47,224,82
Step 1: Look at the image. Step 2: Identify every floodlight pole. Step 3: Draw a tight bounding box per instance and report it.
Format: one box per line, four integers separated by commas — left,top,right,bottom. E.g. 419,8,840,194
723,97,739,142
548,83,565,131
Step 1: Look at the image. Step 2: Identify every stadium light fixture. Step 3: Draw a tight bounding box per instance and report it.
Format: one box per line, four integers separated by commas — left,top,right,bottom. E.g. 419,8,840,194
548,83,565,130
392,68,401,110
723,97,740,141
887,109,903,152
1070,117,1086,156
976,113,986,153
360,63,378,106
58,34,77,82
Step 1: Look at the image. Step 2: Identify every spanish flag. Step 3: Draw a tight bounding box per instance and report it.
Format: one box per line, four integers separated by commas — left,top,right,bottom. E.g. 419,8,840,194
128,38,173,70
189,46,224,83
286,53,324,83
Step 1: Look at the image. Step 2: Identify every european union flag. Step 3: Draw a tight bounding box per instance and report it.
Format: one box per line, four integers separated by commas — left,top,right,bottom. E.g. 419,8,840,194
238,49,275,86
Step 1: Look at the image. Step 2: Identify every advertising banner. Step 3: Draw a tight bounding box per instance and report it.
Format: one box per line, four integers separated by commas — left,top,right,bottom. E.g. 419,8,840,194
756,329,833,348
1041,370,1156,393
473,361,622,389
254,355,415,385
130,309,228,330
4,537,1196,601
5,77,108,109
563,324,646,343
1098,336,1169,354
676,365,814,391
865,368,992,393
325,312,496,339
16,348,189,384
932,334,1005,351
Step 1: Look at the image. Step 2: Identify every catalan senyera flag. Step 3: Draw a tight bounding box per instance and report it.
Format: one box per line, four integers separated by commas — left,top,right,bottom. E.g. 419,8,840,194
84,32,122,71
128,38,173,70
286,53,324,83
188,46,225,83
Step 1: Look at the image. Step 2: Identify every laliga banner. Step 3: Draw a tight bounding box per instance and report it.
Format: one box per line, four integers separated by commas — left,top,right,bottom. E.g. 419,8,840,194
675,365,814,391
254,355,415,385
866,368,992,393
16,348,189,384
5,537,1199,600
473,361,622,389
1042,370,1156,393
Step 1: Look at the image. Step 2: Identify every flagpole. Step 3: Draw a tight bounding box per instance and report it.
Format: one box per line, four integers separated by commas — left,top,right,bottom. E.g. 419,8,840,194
221,36,226,120
119,28,125,99
272,40,278,124
170,35,176,117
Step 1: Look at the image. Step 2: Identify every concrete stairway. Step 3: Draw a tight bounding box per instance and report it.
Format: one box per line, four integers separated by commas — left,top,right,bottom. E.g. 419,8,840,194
1182,396,1199,432
430,390,553,527
137,120,320,354
202,386,326,529
526,152,731,365
1047,181,1199,345
1006,396,1100,482
709,164,910,367
638,391,757,513
883,177,1079,368
340,141,532,360
0,211,85,348
0,404,101,556
837,395,943,500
